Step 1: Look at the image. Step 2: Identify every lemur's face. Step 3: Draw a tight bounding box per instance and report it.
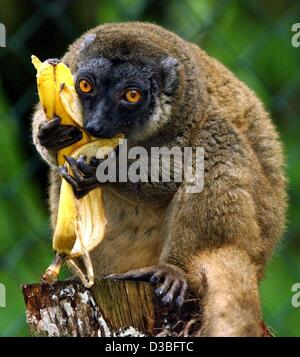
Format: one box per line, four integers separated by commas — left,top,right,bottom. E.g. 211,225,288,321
75,57,178,139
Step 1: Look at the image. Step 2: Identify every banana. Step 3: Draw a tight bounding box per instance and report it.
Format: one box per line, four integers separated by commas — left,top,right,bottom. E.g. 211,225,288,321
32,56,90,165
32,56,122,287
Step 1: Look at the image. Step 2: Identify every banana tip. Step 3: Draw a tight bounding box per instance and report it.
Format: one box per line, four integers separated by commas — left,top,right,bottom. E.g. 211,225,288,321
31,55,42,70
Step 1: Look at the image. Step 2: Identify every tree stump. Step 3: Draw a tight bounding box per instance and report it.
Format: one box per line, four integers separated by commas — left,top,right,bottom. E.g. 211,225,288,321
22,279,201,337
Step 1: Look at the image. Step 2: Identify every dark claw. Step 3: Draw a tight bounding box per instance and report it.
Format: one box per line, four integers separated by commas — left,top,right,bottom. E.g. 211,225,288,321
162,293,173,305
90,156,102,167
176,280,187,306
106,264,187,307
150,271,163,284
57,166,79,190
64,155,76,168
176,295,185,307
77,155,95,176
155,276,172,297
155,287,165,297
64,155,82,181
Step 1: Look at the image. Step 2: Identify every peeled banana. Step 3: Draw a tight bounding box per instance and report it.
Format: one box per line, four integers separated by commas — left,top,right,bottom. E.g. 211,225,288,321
32,56,122,287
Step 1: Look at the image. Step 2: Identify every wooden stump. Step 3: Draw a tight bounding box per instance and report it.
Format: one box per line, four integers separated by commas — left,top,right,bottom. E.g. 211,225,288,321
22,279,201,337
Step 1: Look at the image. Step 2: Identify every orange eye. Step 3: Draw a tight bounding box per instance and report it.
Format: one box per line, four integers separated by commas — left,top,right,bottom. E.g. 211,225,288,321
124,89,141,103
79,79,92,93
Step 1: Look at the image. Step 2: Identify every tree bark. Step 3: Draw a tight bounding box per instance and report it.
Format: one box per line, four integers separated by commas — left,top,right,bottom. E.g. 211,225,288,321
22,279,201,337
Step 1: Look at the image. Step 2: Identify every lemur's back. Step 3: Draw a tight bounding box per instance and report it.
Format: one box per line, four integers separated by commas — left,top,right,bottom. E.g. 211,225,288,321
191,44,287,260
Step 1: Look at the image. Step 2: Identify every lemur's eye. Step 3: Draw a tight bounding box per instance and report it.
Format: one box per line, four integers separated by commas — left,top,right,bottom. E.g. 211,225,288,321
123,89,142,104
78,79,93,93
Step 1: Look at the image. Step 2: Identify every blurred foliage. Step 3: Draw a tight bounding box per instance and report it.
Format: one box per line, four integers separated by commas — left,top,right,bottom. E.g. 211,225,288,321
0,0,299,336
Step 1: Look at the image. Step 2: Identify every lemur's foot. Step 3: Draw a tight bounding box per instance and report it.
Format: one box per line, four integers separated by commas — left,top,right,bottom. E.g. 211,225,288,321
58,155,101,198
106,264,187,307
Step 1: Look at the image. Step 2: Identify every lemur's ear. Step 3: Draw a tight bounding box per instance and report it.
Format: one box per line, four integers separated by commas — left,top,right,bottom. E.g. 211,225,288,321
161,57,179,95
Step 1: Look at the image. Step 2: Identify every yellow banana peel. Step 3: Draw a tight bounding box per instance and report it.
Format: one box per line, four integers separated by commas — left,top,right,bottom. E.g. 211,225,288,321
32,55,122,287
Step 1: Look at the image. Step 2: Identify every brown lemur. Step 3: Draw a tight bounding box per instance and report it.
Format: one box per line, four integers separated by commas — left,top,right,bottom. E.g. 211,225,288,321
32,22,287,336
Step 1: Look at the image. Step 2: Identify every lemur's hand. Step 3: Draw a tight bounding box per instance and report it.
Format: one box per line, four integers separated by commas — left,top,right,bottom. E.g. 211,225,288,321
106,264,188,307
38,116,82,151
58,155,101,199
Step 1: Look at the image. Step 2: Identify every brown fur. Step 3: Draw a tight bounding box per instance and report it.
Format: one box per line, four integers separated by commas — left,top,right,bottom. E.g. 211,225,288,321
32,22,287,336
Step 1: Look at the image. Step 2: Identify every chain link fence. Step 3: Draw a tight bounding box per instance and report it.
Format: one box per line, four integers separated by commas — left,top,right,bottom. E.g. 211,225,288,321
0,0,299,336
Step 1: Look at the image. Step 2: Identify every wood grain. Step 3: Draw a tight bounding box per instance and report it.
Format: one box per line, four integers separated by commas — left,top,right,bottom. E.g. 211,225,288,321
22,278,201,337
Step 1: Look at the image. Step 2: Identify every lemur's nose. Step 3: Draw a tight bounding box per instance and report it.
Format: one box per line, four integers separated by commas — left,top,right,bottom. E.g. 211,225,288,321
85,122,105,137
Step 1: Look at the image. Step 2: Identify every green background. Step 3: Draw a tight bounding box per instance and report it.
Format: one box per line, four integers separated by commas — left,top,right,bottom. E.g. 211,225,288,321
0,0,299,336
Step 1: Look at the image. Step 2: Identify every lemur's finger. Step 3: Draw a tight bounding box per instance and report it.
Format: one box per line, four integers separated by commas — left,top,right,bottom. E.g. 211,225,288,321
162,280,181,305
150,271,164,284
90,156,102,167
38,117,61,135
155,276,173,297
77,155,95,176
58,166,79,190
106,267,154,281
175,280,187,307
